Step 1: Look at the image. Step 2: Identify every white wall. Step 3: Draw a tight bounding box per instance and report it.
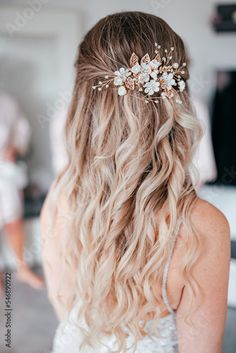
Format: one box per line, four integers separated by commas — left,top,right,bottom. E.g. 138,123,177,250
0,6,81,188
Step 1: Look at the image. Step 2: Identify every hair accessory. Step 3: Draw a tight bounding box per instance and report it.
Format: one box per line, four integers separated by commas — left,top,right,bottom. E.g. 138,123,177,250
92,43,187,104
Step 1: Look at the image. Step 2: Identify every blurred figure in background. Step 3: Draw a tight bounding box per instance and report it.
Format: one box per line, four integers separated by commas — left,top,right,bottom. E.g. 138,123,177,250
0,93,44,292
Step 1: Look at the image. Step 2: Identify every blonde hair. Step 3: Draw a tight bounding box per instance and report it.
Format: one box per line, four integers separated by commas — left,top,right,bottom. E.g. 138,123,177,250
54,12,202,353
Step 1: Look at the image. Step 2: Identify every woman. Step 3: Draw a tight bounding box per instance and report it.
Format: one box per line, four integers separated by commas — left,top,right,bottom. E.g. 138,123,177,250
40,12,230,353
0,93,44,291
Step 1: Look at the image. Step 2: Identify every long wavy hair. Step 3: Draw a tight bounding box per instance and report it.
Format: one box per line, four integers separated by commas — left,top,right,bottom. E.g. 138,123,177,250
53,11,202,353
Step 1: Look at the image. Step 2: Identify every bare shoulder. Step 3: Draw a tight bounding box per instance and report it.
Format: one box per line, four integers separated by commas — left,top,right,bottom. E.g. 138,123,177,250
185,197,231,283
40,179,57,226
175,199,231,352
174,197,230,257
190,197,230,244
169,197,230,313
174,197,230,279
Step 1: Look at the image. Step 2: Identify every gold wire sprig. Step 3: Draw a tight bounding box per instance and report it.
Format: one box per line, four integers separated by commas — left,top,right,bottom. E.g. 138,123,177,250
92,75,114,91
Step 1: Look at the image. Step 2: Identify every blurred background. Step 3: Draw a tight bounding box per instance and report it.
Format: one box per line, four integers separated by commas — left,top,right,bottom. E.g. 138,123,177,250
0,0,236,352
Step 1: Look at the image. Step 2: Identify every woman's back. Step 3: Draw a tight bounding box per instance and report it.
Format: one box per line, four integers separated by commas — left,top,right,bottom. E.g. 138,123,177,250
41,186,230,353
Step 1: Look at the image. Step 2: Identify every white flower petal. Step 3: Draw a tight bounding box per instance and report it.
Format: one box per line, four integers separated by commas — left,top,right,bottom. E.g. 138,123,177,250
162,72,168,81
150,59,161,69
131,63,141,74
114,77,123,86
139,73,149,84
143,79,160,95
178,80,186,92
141,63,151,74
150,71,158,79
118,86,127,96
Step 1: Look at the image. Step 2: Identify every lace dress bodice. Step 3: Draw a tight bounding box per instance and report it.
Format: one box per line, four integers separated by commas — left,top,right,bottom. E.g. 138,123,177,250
51,224,180,353
52,307,178,353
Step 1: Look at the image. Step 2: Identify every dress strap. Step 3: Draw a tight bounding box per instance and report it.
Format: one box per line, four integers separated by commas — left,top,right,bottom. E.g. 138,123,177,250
161,219,181,314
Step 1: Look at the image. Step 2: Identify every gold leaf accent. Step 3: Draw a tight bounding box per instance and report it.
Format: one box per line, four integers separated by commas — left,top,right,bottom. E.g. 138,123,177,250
154,52,161,62
125,77,135,90
165,88,175,98
141,53,151,64
130,53,139,67
159,78,166,89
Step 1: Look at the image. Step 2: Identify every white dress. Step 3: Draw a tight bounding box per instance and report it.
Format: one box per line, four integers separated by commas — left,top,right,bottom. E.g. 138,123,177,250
52,307,178,353
0,93,30,227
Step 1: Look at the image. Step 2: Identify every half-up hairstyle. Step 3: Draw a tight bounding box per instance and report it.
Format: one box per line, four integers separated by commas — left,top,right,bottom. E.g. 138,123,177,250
53,11,202,353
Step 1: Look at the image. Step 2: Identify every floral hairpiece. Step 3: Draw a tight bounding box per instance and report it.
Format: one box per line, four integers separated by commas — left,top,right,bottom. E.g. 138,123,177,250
92,43,187,104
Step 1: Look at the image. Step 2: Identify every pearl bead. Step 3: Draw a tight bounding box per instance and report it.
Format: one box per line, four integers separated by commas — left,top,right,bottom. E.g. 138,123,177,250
172,63,179,69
